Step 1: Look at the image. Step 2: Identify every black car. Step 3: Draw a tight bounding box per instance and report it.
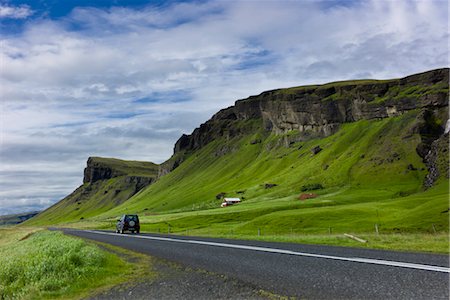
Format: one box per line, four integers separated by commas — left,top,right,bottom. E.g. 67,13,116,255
116,214,140,234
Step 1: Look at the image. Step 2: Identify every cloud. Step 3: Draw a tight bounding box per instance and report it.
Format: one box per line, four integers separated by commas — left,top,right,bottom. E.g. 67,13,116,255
0,3,33,19
0,0,448,215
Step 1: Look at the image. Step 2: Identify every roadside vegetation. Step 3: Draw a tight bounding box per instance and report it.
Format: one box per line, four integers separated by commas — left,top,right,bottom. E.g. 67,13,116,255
0,227,149,299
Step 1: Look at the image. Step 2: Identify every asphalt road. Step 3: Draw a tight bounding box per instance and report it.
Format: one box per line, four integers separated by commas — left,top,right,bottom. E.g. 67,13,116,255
60,229,449,299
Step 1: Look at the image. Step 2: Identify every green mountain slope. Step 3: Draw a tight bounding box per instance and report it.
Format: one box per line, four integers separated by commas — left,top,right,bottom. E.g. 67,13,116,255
100,111,448,234
26,69,449,239
26,157,158,225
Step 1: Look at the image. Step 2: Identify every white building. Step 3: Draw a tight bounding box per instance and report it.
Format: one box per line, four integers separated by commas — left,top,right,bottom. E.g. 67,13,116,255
221,198,241,207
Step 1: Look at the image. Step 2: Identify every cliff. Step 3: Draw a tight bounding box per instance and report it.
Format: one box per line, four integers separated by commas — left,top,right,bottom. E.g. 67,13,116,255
174,68,448,155
83,157,158,182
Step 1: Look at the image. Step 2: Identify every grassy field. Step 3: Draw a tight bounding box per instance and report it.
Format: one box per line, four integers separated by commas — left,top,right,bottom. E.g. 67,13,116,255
0,227,150,299
60,180,449,254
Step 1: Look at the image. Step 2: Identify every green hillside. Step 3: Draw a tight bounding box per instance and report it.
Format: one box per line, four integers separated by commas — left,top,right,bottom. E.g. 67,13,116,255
97,110,448,237
26,157,159,226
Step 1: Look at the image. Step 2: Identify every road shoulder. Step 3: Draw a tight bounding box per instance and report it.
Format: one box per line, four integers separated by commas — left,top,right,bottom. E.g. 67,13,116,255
86,240,286,300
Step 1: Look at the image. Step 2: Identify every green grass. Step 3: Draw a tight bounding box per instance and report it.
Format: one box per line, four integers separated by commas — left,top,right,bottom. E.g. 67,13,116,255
0,227,43,248
0,228,134,299
373,82,449,104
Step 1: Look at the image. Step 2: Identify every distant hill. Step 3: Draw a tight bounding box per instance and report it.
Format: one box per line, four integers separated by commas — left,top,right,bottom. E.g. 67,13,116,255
26,68,449,234
0,211,40,225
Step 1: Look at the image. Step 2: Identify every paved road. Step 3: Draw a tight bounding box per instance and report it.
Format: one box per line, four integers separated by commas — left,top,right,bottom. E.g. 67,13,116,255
60,229,449,299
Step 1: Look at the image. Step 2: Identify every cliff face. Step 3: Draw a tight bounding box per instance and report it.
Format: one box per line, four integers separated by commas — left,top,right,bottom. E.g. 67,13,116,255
175,69,448,155
81,157,158,202
84,157,125,183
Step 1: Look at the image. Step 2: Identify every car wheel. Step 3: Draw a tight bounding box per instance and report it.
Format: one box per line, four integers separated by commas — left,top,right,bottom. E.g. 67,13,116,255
131,230,135,234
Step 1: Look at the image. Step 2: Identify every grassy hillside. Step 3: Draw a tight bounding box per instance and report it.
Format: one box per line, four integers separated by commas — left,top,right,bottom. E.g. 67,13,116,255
94,110,448,239
26,158,159,226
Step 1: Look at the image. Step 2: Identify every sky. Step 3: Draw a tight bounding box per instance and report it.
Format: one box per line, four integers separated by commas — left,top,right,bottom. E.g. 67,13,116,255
0,0,448,215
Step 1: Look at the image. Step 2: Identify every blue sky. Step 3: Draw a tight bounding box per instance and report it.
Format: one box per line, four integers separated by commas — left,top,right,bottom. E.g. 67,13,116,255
0,0,448,215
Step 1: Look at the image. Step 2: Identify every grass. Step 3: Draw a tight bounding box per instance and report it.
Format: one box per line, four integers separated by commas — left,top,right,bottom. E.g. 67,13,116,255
61,179,448,253
0,227,43,248
372,82,449,104
0,228,144,299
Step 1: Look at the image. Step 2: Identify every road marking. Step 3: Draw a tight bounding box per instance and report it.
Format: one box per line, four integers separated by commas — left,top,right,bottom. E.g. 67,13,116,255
83,230,450,273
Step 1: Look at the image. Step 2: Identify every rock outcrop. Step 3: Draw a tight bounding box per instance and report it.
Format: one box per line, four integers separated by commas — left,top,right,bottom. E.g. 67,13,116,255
83,157,125,183
174,68,448,156
163,69,449,186
423,132,449,188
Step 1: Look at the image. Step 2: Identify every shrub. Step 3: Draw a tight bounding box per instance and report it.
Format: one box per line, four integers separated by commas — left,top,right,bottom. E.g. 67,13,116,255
300,183,324,192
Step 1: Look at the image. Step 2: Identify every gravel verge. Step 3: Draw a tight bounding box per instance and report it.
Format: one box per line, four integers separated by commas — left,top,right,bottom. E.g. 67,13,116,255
86,248,277,300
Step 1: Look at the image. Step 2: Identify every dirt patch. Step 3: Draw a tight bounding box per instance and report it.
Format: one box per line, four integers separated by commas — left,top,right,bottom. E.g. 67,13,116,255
299,193,318,200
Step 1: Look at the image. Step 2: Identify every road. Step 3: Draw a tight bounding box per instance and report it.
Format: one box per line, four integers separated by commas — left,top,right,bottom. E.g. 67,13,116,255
60,229,449,299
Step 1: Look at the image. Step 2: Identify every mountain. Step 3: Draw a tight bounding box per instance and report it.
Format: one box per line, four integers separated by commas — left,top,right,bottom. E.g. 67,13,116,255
26,68,449,233
0,211,40,226
26,157,158,225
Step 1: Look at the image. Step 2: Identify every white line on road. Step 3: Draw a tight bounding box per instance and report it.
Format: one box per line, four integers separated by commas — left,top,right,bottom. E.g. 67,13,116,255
83,230,450,273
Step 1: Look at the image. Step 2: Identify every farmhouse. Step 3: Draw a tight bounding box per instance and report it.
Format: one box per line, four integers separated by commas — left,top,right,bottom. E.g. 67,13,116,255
221,198,241,207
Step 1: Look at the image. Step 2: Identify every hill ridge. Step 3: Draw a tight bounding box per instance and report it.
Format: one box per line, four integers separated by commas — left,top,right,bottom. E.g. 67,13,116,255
161,68,448,176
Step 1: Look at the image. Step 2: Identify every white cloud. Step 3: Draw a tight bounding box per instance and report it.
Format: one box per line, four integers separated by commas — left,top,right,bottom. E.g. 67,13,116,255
0,0,448,215
0,3,33,19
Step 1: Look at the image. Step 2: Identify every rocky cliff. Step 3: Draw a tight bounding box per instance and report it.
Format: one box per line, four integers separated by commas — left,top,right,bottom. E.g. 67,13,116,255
175,68,448,153
84,157,125,183
164,68,449,182
84,157,158,183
